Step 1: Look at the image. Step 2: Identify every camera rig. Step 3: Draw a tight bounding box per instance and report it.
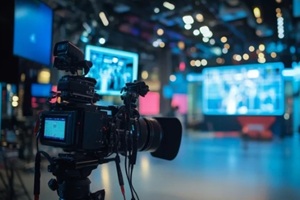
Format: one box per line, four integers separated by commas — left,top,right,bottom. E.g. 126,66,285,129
33,41,182,200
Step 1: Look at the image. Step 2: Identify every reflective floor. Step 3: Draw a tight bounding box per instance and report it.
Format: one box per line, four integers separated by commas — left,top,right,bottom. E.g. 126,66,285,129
3,130,300,200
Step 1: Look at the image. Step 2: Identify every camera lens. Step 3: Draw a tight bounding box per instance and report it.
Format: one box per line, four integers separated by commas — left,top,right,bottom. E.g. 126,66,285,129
138,117,162,152
137,117,182,160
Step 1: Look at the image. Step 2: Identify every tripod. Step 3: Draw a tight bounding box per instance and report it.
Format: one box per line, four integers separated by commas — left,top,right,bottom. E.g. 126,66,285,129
1,146,32,200
35,153,117,200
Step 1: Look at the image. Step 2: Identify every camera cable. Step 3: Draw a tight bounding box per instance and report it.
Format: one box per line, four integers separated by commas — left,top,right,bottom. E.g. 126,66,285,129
115,153,126,200
33,133,53,200
124,132,139,200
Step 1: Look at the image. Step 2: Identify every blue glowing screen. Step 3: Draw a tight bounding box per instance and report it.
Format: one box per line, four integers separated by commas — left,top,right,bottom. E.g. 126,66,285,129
85,45,139,96
202,62,285,116
13,0,53,66
31,83,52,97
44,117,66,141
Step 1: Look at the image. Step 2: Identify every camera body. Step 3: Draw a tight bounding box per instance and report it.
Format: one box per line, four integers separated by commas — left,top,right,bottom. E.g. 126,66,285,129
34,40,182,200
38,40,182,161
39,104,110,151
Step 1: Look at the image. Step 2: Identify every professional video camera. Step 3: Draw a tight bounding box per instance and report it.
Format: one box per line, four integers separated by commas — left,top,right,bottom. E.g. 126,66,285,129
33,41,182,200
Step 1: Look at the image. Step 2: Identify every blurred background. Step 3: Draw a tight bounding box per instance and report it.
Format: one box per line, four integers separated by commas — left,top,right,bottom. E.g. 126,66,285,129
1,0,300,199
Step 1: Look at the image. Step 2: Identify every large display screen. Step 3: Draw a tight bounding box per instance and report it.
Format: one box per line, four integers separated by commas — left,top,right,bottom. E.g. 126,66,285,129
202,62,285,116
13,0,53,66
85,45,139,96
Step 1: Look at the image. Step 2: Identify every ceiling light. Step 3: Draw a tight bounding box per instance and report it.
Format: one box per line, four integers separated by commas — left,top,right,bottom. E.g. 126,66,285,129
193,29,200,36
233,54,242,61
38,68,51,83
258,52,265,59
202,37,209,43
182,15,194,24
220,36,227,43
157,28,164,36
224,43,230,49
178,41,185,50
209,39,215,45
195,60,201,67
243,53,249,60
271,52,277,58
195,13,204,22
141,70,149,79
258,44,265,51
256,17,263,24
169,74,176,82
190,60,195,66
199,26,209,34
258,57,266,63
222,48,228,54
163,2,175,10
253,7,261,18
249,46,255,52
277,16,285,39
216,58,225,64
201,59,208,66
99,12,109,26
98,37,106,44
184,24,192,30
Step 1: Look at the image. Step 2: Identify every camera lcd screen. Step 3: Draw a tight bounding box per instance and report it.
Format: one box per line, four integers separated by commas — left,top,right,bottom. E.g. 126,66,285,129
43,117,66,141
84,45,138,96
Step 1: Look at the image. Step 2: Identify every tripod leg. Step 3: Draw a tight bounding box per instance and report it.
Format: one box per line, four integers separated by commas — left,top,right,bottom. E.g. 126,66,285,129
8,165,14,200
15,169,32,200
0,171,8,190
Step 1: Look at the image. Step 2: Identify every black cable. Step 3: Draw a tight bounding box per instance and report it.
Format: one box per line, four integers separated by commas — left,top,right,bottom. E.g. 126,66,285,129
125,149,139,200
125,155,135,200
33,133,40,200
129,164,139,200
33,131,53,200
115,154,126,200
33,151,41,200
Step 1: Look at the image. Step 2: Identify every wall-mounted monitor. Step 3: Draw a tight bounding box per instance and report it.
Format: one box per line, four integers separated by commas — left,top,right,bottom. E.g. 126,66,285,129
202,62,285,116
84,45,139,96
13,0,53,66
31,83,52,97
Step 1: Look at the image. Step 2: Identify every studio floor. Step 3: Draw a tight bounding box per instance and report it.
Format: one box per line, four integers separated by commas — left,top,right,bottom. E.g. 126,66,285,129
2,130,300,200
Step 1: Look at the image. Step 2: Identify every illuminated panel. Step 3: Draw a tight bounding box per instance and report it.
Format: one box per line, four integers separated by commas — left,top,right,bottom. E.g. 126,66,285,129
202,62,284,116
171,93,188,114
13,0,53,66
85,45,138,96
139,92,160,115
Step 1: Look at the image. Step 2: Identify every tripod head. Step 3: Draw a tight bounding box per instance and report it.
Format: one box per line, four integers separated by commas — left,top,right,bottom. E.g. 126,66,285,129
37,152,119,200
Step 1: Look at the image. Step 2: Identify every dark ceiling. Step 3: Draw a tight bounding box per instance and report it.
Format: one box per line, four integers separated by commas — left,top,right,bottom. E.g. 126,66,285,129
45,0,300,70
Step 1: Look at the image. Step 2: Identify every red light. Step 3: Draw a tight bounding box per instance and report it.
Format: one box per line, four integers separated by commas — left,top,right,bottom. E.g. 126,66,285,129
179,61,186,71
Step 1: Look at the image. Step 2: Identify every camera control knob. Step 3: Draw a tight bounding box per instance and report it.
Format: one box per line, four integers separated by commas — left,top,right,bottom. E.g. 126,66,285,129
48,178,58,191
